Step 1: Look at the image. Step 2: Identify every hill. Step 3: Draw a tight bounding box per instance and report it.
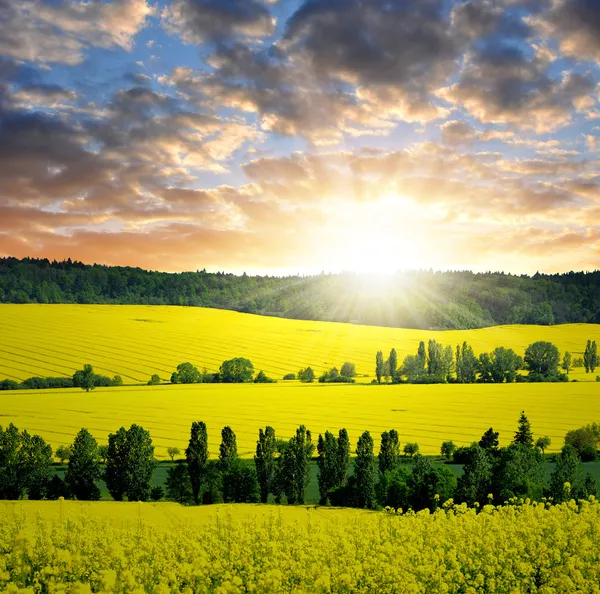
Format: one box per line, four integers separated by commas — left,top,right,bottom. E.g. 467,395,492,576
0,304,598,382
2,257,600,329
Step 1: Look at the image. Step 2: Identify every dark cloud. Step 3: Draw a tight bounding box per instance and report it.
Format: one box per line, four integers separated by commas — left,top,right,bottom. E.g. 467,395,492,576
162,0,275,44
442,41,597,131
532,0,600,63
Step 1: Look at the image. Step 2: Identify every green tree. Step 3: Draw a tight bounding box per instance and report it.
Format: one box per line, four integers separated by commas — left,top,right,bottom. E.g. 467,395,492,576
548,445,583,502
171,362,201,384
375,351,384,384
167,447,180,461
186,421,209,505
317,431,339,505
148,374,161,385
441,345,454,381
55,444,72,464
404,442,419,457
220,358,254,383
335,428,350,487
388,349,398,381
65,428,101,501
104,428,128,501
378,429,400,474
417,341,426,368
275,426,314,504
340,362,356,378
513,411,534,447
427,340,444,376
73,364,95,392
254,370,276,383
400,355,427,383
479,427,499,451
222,460,260,503
491,347,522,383
457,342,478,383
564,424,599,458
355,431,377,509
408,455,456,512
166,463,193,504
254,426,276,503
22,433,53,500
536,436,551,454
218,426,238,473
591,341,598,373
377,467,409,511
297,367,315,382
493,443,545,501
440,440,456,460
524,341,560,375
456,444,492,506
561,352,572,375
125,424,156,502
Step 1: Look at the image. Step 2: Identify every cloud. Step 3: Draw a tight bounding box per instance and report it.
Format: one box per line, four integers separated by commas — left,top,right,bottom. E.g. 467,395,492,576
531,0,600,63
441,42,597,131
0,0,152,65
162,0,275,45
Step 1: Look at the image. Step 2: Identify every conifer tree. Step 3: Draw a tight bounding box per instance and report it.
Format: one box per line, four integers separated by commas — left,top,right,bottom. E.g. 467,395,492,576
254,426,276,503
479,427,500,451
355,431,377,509
65,428,101,501
186,421,208,504
513,411,534,447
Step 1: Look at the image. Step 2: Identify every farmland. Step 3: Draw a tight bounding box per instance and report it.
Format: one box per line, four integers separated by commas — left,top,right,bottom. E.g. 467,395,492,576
1,305,599,458
2,499,600,593
1,382,599,458
0,304,599,382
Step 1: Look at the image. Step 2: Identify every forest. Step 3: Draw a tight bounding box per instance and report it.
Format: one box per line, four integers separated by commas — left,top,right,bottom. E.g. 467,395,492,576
1,257,599,329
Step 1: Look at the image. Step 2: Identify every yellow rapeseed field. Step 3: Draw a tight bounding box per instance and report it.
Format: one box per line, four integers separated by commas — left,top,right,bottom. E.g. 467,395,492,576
2,499,600,593
1,382,599,458
0,304,598,382
0,305,599,457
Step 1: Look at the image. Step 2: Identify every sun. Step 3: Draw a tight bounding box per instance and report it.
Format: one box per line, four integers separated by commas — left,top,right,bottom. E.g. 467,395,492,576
322,193,426,275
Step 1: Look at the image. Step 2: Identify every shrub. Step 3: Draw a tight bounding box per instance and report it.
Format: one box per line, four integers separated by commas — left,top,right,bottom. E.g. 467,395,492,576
254,370,276,383
148,374,161,385
283,373,296,380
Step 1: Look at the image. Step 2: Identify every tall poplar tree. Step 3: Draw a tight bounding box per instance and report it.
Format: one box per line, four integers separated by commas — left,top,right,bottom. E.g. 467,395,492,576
355,431,377,509
186,421,208,504
335,428,350,487
389,349,398,381
218,426,238,472
375,351,384,384
317,431,338,504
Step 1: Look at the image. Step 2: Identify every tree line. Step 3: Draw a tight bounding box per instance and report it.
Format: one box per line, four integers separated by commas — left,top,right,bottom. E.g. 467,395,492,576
1,413,598,511
375,339,598,384
2,257,600,329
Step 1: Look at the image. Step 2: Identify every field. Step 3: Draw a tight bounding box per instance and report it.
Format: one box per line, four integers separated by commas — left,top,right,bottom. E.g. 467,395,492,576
1,382,600,458
1,304,599,383
1,305,599,458
2,499,600,593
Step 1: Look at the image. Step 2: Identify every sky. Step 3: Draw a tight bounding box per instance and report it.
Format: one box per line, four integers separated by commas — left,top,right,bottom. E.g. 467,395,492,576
0,0,599,275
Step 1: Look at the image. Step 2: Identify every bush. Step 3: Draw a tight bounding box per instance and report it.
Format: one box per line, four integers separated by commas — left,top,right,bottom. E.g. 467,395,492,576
148,374,161,385
0,379,21,390
404,443,419,457
580,445,598,462
340,362,356,378
254,370,276,383
283,373,296,380
298,367,315,382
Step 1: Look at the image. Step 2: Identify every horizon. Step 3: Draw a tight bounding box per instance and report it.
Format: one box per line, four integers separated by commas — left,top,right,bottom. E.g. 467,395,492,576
0,0,599,274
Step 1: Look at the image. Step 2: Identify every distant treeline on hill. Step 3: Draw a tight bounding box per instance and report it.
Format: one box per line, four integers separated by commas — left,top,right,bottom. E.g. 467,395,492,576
1,257,600,329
